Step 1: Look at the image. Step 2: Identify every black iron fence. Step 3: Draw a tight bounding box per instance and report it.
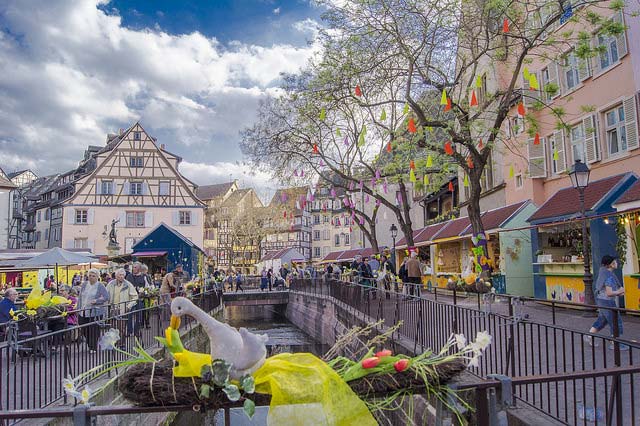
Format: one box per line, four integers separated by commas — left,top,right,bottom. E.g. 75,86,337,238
290,278,640,426
0,289,222,414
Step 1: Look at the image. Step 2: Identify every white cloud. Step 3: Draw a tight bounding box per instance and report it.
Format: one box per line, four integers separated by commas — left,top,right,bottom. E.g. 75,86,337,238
273,7,281,15
0,0,321,186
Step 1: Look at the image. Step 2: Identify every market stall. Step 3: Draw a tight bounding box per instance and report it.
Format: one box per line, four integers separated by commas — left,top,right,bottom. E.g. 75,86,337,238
528,173,637,302
612,179,640,310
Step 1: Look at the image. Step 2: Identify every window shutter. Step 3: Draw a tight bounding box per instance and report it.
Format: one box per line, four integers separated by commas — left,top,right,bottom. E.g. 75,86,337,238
546,62,560,100
142,182,149,195
583,115,600,163
623,95,639,150
172,211,179,226
87,208,94,225
118,212,127,226
577,56,591,82
123,180,130,195
614,11,628,58
591,38,602,76
552,131,567,173
528,137,547,178
68,210,75,225
523,72,541,108
144,211,154,228
88,240,95,252
96,181,101,195
191,211,199,226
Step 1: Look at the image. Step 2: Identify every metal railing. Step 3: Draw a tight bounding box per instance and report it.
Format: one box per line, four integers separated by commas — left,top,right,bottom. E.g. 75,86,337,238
290,278,640,426
0,289,222,415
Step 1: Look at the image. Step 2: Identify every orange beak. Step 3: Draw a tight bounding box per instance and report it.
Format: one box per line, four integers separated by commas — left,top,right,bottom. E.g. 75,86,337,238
170,315,181,329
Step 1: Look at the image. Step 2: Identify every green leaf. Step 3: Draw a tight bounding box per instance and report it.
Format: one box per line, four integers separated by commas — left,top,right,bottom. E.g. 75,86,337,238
240,375,255,394
336,127,341,136
243,399,256,419
199,384,211,399
223,384,241,402
403,103,409,114
358,132,365,147
379,109,386,121
212,360,231,386
319,108,326,121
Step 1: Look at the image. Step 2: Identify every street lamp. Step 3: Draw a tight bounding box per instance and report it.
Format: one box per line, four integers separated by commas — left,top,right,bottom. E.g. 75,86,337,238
568,159,594,306
390,224,398,268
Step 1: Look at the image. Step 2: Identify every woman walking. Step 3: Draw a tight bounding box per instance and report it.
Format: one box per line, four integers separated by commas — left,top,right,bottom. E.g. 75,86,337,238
586,255,626,349
77,269,109,353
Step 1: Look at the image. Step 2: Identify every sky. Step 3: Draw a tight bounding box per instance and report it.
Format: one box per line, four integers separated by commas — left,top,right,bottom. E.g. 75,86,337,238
0,0,324,199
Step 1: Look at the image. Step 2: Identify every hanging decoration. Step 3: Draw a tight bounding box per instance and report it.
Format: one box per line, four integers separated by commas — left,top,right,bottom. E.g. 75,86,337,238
319,108,326,121
467,157,474,169
359,216,364,225
375,169,381,180
534,133,541,145
478,138,484,150
293,169,298,177
330,188,336,198
355,85,362,97
403,103,410,115
380,109,386,121
386,141,392,153
300,170,304,177
448,181,454,192
365,194,370,203
529,74,539,91
409,169,417,183
509,165,515,178
343,135,349,146
444,141,454,155
444,97,452,112
408,117,417,133
523,67,530,80
517,102,525,116
358,132,365,147
283,210,287,218
376,199,381,207
423,174,429,185
440,89,448,105
319,159,325,167
470,90,478,107
463,174,469,187
336,128,341,137
426,155,433,167
503,18,509,33
476,75,483,88
553,149,559,161
313,144,319,154
409,160,416,170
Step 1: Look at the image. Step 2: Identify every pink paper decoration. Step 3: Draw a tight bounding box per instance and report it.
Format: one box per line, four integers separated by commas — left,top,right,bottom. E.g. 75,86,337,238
375,169,381,179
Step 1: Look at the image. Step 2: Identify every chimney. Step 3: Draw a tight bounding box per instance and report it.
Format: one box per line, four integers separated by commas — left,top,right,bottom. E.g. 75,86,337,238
160,144,165,150
119,128,124,135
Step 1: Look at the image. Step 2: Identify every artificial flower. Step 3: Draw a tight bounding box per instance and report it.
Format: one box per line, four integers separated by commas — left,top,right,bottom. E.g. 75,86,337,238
361,357,381,369
62,376,76,393
98,328,121,350
80,386,92,404
375,349,392,358
454,334,467,351
26,309,37,316
393,359,410,372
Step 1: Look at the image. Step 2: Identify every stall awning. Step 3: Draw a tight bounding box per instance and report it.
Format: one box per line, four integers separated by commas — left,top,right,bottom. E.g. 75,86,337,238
131,251,167,257
460,201,528,236
336,248,374,262
614,179,640,208
528,173,631,223
321,250,345,263
432,216,471,241
396,222,448,248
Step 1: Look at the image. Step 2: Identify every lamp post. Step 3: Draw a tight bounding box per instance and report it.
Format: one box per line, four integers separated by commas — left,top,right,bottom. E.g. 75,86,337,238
390,224,398,269
568,159,594,306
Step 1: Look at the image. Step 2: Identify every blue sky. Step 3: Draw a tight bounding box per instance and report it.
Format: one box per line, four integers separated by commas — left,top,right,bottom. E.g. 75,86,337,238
101,0,322,46
0,0,324,197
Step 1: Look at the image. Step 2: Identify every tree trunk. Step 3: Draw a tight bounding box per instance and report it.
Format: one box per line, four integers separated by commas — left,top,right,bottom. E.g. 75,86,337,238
467,171,489,274
397,181,415,247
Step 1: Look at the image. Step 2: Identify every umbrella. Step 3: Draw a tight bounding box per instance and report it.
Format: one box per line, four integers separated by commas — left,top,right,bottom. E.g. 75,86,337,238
18,247,99,291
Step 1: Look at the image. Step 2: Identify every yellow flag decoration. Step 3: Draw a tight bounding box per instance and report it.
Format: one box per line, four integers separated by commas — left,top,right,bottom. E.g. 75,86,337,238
409,169,417,183
529,73,539,90
553,149,559,161
423,174,429,185
426,155,433,167
319,108,326,121
463,174,469,187
523,67,530,80
509,164,515,178
358,132,365,147
380,109,386,121
476,75,482,88
403,103,409,114
440,89,448,105
336,128,341,137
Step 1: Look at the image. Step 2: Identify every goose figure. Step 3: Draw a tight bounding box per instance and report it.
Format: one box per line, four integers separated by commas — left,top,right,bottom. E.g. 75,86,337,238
170,297,268,379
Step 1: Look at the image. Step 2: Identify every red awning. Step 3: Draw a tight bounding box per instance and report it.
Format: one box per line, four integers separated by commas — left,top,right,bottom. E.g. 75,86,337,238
131,251,167,257
432,216,471,241
615,179,640,205
321,250,344,262
460,201,528,236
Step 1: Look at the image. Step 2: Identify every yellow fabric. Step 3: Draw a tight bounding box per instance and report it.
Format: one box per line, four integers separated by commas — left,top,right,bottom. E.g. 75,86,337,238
253,353,377,426
173,350,212,377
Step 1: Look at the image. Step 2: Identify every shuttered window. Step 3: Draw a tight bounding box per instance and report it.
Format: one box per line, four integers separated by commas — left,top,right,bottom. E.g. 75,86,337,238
541,63,560,101
527,137,547,178
583,115,600,163
593,11,628,74
623,96,639,151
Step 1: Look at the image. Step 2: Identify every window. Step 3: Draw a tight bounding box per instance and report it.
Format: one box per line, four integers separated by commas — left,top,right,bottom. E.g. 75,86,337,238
44,229,49,241
133,131,141,140
130,181,143,195
515,174,523,189
74,238,88,249
101,180,113,195
570,124,585,162
37,211,41,222
45,208,50,220
606,106,627,156
313,214,320,225
126,211,145,228
541,64,559,101
314,247,321,257
52,228,58,241
129,156,144,168
334,234,340,246
313,230,320,240
159,181,170,196
322,246,329,257
345,234,350,245
179,211,191,225
323,230,330,240
35,231,41,242
512,116,524,136
562,52,580,91
75,209,88,224
323,215,329,223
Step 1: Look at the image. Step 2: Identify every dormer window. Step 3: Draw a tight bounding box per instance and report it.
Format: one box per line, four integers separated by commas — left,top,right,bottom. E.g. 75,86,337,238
130,156,143,168
133,131,141,140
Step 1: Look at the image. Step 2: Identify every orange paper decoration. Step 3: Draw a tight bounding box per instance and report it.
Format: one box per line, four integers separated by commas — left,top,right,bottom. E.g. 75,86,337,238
410,160,415,170
517,102,525,116
470,90,478,106
478,138,484,150
534,133,541,145
355,85,362,97
408,117,417,133
313,144,319,154
386,141,392,153
444,97,452,111
448,181,454,192
503,18,509,33
444,141,454,155
467,157,474,168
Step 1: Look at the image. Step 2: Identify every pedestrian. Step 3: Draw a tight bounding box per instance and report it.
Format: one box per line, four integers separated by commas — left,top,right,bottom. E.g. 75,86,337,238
106,268,138,346
235,271,245,292
406,251,422,297
260,267,268,291
398,257,409,293
279,264,289,287
358,257,375,298
267,268,273,291
378,254,395,298
586,255,627,349
160,270,177,324
126,262,147,336
172,264,190,291
77,269,108,353
0,288,18,324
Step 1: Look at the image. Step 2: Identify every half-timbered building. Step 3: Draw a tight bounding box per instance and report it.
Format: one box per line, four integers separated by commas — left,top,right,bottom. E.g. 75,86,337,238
62,123,205,255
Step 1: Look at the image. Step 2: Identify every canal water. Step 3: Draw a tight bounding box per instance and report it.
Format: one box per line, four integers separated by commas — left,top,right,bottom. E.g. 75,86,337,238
177,305,328,426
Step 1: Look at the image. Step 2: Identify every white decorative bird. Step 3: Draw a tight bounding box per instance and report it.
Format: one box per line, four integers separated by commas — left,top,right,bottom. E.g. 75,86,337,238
170,297,268,379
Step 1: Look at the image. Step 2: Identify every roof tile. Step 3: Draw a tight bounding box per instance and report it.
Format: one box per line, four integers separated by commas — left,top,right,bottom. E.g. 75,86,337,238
615,179,640,205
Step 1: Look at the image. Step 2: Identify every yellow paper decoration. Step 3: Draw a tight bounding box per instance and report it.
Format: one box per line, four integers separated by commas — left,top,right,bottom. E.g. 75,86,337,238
358,132,365,147
173,350,213,378
426,155,433,167
336,128,341,137
409,169,417,183
509,165,515,178
463,174,469,187
380,109,386,121
523,67,530,80
476,75,482,88
553,149,559,161
529,74,539,90
423,174,429,185
440,89,448,105
319,108,326,121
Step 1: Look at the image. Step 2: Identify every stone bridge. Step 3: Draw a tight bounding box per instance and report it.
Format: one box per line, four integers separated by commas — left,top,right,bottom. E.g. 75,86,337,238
221,290,289,307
